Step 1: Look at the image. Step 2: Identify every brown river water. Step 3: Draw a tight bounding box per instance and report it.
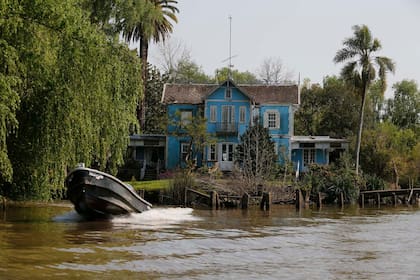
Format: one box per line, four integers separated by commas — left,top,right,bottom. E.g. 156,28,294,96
1,204,420,279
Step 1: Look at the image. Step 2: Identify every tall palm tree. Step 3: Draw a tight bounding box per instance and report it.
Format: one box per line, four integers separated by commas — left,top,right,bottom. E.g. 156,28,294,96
334,25,395,175
118,0,179,128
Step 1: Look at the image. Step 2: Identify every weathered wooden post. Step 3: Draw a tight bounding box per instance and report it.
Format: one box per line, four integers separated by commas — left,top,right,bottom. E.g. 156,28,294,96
184,187,188,207
317,192,322,209
241,193,249,209
260,192,271,211
359,193,365,208
210,190,220,209
339,192,344,208
393,192,397,206
376,192,381,207
296,189,303,210
1,196,5,211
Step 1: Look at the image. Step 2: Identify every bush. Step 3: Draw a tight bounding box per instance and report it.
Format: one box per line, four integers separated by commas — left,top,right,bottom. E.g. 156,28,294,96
364,173,386,191
167,170,195,205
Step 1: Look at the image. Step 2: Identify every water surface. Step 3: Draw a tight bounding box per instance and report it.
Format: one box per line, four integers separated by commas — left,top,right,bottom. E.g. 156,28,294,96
1,204,420,279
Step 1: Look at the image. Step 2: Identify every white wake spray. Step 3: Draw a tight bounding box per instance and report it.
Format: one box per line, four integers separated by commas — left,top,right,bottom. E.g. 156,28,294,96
111,207,201,229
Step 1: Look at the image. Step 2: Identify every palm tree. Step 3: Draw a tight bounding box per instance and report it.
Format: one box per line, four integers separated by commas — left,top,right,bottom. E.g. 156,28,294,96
334,25,395,175
118,0,179,128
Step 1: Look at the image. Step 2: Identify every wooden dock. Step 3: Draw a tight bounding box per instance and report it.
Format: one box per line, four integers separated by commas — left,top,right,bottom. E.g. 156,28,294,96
359,188,420,207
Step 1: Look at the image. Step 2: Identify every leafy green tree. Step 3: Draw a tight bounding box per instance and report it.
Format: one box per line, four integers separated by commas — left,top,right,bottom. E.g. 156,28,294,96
334,25,395,175
367,80,387,125
215,67,260,84
360,122,417,188
1,0,142,200
144,65,168,134
236,122,277,190
117,0,179,128
294,83,323,136
385,80,420,133
295,76,358,138
169,57,213,83
0,2,23,184
168,109,215,172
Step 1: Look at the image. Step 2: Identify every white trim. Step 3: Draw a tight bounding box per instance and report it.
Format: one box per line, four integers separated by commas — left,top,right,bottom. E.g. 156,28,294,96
210,106,217,122
264,109,280,129
239,106,246,123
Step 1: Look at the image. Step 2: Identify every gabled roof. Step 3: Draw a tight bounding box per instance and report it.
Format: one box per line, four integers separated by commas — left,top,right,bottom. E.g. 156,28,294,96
161,84,218,104
239,85,299,104
161,80,299,105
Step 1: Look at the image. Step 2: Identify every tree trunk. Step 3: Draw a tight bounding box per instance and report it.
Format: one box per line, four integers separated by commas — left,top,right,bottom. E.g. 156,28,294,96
139,37,149,130
355,83,368,176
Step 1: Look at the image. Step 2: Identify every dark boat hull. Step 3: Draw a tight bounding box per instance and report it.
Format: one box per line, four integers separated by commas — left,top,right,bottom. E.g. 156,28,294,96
65,167,152,218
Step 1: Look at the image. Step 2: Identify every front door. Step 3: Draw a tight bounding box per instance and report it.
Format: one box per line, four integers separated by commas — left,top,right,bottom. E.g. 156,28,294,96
219,143,234,171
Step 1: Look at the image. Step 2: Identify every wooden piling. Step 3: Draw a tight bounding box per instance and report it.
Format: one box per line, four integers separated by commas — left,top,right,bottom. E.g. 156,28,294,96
317,192,322,209
260,192,271,211
1,196,5,211
210,190,220,209
241,193,250,209
296,189,303,210
359,193,365,208
339,192,344,208
376,192,381,207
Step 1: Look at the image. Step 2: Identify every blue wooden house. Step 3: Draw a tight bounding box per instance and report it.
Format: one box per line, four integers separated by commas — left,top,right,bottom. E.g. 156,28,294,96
144,79,349,175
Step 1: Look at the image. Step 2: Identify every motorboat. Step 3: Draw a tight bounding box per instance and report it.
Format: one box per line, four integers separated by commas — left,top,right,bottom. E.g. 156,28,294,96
65,165,152,218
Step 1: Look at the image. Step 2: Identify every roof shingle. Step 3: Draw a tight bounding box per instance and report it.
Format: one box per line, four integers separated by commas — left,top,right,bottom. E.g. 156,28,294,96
161,82,299,105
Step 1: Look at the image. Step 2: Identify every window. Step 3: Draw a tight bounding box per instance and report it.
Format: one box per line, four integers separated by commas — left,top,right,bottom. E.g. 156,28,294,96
222,106,235,123
225,87,232,99
208,144,217,161
210,106,217,123
303,149,315,166
180,110,192,125
181,143,189,161
264,110,280,129
239,106,246,123
222,144,234,162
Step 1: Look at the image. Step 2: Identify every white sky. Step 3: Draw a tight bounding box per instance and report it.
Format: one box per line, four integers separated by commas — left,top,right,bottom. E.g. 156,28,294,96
145,0,420,98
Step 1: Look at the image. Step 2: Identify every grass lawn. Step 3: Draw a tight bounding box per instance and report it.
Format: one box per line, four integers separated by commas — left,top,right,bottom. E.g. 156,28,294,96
125,179,172,192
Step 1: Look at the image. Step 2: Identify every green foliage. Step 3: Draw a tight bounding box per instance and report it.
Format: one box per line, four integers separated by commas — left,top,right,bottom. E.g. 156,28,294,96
144,65,168,133
385,80,420,133
168,109,215,170
215,67,260,84
169,57,213,83
301,154,360,205
236,122,278,189
1,0,142,200
295,76,359,137
360,122,419,188
168,169,195,205
364,173,386,191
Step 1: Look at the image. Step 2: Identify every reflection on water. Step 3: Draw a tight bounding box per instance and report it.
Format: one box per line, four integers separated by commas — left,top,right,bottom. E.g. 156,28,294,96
1,204,420,279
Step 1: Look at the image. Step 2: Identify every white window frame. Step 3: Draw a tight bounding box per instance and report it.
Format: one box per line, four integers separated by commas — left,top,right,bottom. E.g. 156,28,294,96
303,149,316,166
239,106,246,123
264,110,280,129
181,143,189,161
208,144,217,161
180,110,192,125
222,105,235,124
210,106,217,123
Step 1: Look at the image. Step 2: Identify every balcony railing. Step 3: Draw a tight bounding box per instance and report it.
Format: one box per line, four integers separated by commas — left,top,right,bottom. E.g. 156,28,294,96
215,122,238,135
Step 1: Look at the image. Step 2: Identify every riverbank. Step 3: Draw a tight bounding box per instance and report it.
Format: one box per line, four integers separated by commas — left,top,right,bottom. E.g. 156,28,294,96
0,197,72,209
